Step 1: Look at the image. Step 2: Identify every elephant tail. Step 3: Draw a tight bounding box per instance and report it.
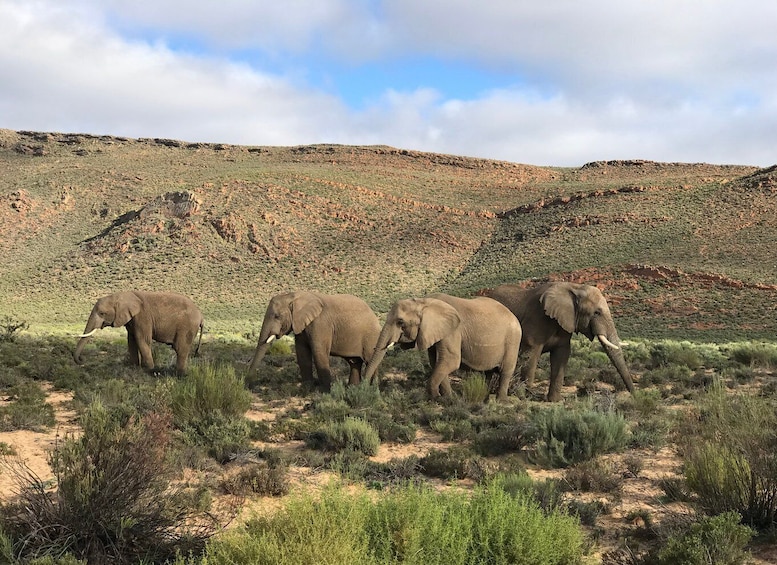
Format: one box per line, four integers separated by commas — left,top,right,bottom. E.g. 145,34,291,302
194,320,204,357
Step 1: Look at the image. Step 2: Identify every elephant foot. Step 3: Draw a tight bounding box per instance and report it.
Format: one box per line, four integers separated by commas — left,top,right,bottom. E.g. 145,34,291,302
546,390,563,402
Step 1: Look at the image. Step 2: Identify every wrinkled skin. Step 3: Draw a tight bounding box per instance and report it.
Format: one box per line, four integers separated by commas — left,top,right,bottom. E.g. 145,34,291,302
483,282,634,401
248,291,381,391
364,293,522,401
74,291,203,373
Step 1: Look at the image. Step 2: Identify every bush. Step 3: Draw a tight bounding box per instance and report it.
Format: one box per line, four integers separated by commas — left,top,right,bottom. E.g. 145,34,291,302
188,481,584,565
529,403,629,468
0,401,215,564
0,316,28,343
306,417,380,456
725,341,777,368
657,512,754,565
564,458,623,495
419,446,496,482
682,389,777,528
328,380,382,409
461,373,489,404
496,472,566,515
179,411,252,463
649,342,703,370
171,363,253,462
171,362,253,423
221,461,289,497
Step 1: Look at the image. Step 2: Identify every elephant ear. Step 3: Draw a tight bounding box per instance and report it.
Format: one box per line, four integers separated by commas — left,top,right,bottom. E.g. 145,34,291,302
540,284,578,334
290,292,324,334
114,293,142,327
417,299,460,350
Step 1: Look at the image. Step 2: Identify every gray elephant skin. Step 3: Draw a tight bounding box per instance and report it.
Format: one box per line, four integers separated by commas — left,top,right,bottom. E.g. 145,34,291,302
74,290,204,373
482,282,634,401
248,291,381,390
364,293,522,401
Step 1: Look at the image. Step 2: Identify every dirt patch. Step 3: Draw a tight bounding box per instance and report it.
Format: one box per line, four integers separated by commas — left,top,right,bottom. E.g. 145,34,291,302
0,386,78,498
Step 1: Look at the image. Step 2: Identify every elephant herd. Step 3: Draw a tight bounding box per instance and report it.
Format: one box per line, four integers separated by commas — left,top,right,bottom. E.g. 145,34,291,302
73,283,635,402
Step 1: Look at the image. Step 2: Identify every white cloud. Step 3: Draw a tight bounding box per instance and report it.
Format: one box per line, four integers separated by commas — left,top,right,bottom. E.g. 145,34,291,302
0,0,774,166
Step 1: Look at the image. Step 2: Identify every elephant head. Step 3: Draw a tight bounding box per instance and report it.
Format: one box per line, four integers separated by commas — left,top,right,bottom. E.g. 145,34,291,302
73,291,141,364
248,291,324,372
540,283,634,392
363,297,460,384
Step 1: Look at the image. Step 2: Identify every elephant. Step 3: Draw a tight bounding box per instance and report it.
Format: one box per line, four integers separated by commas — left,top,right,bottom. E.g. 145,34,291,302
248,291,382,390
364,293,522,401
73,291,203,373
482,282,634,401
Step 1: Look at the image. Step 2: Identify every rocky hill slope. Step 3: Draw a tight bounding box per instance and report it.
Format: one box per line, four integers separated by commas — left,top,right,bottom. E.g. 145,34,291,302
1,129,774,340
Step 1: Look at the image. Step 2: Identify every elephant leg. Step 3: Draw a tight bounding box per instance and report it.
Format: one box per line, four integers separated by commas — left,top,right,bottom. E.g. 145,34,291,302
428,344,458,398
547,344,571,402
295,337,315,384
312,349,334,391
521,345,543,387
127,332,141,366
345,358,363,386
496,353,519,403
174,336,191,374
136,336,155,370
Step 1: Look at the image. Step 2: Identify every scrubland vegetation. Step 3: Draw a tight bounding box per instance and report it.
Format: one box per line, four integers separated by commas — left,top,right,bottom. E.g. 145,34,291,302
2,131,777,563
1,326,777,564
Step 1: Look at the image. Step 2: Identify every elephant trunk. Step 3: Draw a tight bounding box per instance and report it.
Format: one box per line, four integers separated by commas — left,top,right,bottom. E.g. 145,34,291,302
73,312,102,364
363,324,398,384
248,334,276,372
597,334,635,393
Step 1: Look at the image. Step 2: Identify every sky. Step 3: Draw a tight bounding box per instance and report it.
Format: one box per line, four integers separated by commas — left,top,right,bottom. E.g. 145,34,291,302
1,0,775,167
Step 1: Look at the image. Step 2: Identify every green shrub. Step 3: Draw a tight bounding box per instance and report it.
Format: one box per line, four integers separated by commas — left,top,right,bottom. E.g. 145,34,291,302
179,411,251,463
566,499,608,527
529,403,629,468
472,423,530,456
328,380,382,409
564,458,623,495
682,389,777,528
419,446,497,482
725,341,777,368
657,512,754,565
221,461,289,497
171,362,253,423
189,481,584,565
640,364,694,387
628,415,673,449
496,472,566,515
430,417,473,441
649,341,703,370
0,401,214,564
306,417,380,456
171,363,253,462
357,455,422,488
461,374,489,404
0,316,28,343
617,388,663,417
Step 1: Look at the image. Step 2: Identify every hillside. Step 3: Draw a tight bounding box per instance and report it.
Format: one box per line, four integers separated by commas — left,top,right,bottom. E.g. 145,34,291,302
1,128,775,340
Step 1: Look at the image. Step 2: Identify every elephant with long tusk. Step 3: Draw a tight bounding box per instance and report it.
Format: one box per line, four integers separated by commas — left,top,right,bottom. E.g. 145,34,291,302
482,281,635,401
74,290,204,374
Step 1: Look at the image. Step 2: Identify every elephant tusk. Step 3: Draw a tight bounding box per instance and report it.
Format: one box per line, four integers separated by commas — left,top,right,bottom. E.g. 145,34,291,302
75,328,99,338
597,334,620,350
265,335,277,344
387,341,395,349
